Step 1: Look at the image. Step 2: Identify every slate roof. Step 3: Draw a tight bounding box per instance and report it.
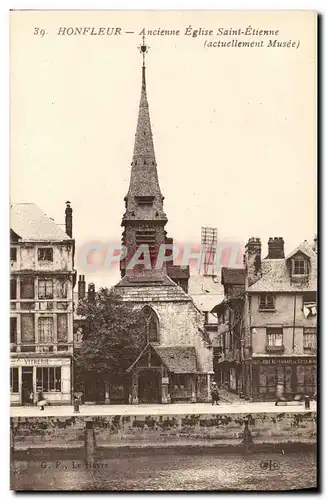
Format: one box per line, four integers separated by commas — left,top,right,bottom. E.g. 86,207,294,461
221,267,245,286
116,274,175,288
249,241,317,293
10,203,71,242
127,344,198,373
153,345,198,373
114,274,191,303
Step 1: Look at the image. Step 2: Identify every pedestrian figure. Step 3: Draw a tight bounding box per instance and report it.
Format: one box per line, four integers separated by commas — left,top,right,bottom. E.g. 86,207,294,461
29,390,34,405
37,391,47,411
275,382,284,406
210,381,220,405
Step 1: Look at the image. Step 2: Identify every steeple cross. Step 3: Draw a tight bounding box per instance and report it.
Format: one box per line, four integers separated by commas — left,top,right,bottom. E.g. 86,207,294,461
138,35,149,67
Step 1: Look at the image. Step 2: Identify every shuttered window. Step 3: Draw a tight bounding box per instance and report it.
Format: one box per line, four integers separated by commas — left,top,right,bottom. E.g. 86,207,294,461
21,314,35,343
57,314,68,342
20,277,34,299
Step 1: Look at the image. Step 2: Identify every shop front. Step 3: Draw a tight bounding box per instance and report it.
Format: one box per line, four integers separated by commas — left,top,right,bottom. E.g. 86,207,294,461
251,356,316,401
10,356,72,406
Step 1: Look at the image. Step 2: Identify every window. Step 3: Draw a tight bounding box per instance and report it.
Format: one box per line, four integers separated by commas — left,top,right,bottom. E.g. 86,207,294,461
259,293,275,310
10,279,17,300
38,248,53,262
10,247,17,261
20,277,34,299
173,374,187,389
57,314,68,342
303,328,316,351
36,367,61,392
21,314,35,343
258,365,292,395
10,317,17,344
57,279,68,299
38,279,53,299
141,306,159,343
135,196,154,206
292,257,308,276
38,317,54,343
266,328,283,349
10,368,19,393
136,230,157,267
296,365,316,395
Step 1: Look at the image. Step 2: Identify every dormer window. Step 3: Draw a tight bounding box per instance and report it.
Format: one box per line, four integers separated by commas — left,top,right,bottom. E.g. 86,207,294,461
135,196,154,206
292,258,307,275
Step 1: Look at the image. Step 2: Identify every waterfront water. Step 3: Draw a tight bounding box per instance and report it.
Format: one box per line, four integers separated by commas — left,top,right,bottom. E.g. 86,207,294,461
11,451,316,491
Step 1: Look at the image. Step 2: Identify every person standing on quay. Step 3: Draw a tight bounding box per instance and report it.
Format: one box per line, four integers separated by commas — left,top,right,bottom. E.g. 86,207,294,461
210,381,220,405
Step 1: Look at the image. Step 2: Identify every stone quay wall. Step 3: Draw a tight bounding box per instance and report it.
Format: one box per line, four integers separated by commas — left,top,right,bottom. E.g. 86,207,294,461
11,411,316,453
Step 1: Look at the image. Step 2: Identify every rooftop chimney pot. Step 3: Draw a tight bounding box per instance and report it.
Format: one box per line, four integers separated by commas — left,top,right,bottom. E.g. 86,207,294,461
267,236,285,259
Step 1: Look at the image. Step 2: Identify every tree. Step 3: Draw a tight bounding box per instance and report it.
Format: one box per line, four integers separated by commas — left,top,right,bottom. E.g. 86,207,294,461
74,288,145,385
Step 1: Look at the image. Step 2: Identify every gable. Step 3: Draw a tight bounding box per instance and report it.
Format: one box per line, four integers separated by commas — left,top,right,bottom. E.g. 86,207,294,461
10,229,20,242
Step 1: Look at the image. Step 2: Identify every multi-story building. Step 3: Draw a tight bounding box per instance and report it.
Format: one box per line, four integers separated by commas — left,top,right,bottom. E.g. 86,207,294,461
211,237,317,401
211,268,245,392
10,202,75,405
242,237,317,401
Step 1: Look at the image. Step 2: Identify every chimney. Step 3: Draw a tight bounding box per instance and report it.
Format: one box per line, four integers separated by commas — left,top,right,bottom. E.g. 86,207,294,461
245,237,262,286
65,201,73,238
88,283,95,303
78,275,86,300
267,237,285,259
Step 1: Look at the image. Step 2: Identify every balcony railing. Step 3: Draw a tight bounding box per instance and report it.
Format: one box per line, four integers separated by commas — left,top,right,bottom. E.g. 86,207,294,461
265,344,285,353
303,346,316,354
259,304,275,312
10,343,73,354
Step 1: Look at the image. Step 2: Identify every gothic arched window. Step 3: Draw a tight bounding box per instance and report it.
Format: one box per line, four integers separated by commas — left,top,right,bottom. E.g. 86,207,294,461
141,306,159,343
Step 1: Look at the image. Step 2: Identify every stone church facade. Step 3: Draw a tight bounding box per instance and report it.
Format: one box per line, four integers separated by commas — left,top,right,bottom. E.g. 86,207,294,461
114,41,213,403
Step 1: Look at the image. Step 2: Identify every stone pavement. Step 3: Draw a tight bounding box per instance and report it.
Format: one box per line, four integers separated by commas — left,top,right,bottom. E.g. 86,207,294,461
10,400,316,418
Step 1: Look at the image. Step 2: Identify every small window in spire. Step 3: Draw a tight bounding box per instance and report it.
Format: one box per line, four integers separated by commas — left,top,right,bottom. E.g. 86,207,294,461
144,160,146,165
135,196,154,206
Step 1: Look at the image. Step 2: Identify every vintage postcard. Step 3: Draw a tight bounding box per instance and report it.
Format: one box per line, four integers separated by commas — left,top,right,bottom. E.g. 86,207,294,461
9,10,317,491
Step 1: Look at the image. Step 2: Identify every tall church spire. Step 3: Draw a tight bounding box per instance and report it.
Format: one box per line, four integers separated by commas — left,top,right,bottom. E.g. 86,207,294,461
121,38,168,278
124,37,165,210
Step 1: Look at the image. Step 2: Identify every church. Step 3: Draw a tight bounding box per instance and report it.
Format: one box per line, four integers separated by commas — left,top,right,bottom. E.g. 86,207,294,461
113,40,214,404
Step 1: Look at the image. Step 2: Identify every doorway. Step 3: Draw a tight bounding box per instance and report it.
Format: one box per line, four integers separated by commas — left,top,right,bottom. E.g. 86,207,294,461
138,370,161,403
84,377,105,404
22,367,33,405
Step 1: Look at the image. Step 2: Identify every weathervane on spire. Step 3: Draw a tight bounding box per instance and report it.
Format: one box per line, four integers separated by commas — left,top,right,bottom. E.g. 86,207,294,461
138,34,150,67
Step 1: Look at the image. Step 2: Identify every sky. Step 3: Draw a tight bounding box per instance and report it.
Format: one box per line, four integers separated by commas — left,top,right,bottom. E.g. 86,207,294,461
10,10,317,288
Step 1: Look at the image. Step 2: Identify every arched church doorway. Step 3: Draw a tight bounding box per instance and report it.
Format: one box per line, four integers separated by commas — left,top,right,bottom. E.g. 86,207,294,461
138,369,161,403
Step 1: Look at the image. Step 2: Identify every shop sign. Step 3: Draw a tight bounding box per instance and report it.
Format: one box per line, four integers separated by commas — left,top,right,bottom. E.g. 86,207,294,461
253,358,314,365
